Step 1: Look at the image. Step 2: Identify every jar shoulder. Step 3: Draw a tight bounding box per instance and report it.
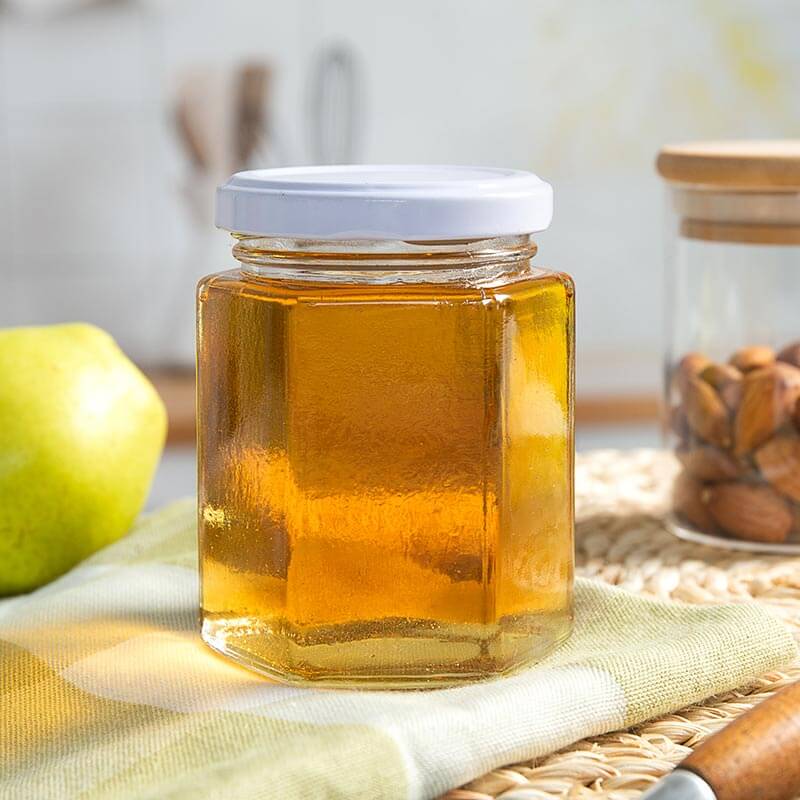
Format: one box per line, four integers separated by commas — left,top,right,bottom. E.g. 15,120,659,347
197,267,574,306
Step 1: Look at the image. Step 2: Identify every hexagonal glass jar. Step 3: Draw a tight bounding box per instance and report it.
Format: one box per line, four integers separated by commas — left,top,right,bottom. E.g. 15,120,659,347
196,166,575,688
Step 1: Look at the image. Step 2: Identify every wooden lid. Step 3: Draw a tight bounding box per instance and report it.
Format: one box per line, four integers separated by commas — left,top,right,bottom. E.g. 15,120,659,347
681,219,800,245
657,141,800,188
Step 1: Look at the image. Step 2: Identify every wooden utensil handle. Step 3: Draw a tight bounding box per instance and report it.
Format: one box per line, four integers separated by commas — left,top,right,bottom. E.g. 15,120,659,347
683,680,800,800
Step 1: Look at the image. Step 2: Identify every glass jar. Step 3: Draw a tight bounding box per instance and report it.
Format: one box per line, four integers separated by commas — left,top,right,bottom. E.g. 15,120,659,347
196,166,574,688
659,141,800,552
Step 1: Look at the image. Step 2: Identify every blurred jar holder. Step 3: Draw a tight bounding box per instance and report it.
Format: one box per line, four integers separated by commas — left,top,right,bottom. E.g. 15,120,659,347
660,141,800,553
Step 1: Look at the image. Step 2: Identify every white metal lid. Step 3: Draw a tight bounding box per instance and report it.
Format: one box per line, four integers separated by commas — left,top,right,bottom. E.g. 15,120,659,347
215,165,553,240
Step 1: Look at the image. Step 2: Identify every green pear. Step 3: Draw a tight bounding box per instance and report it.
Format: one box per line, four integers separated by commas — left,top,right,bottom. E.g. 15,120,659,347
0,324,167,595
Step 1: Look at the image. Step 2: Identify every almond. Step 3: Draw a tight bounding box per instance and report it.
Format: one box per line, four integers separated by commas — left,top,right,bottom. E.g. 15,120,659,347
772,361,800,390
701,362,743,414
668,405,690,441
677,445,744,481
672,471,715,532
734,364,800,455
683,376,731,448
673,352,711,395
754,434,800,502
706,482,793,543
730,345,775,372
720,380,744,413
701,362,742,391
778,341,800,368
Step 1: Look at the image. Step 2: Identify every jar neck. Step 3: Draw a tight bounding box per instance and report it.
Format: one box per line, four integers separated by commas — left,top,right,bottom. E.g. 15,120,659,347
231,234,538,284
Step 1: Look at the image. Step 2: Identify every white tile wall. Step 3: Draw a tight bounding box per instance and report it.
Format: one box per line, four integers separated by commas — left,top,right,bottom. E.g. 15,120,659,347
0,4,153,112
0,18,10,270
7,116,151,254
1,0,799,389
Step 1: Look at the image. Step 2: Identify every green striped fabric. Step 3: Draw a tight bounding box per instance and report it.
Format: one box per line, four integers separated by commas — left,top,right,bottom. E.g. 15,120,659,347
1,501,795,799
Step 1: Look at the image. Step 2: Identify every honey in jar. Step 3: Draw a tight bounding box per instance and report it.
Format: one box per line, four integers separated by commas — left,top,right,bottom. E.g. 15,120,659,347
197,166,574,687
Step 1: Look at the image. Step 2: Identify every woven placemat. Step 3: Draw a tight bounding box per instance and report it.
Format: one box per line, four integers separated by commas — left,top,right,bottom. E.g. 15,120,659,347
442,449,800,800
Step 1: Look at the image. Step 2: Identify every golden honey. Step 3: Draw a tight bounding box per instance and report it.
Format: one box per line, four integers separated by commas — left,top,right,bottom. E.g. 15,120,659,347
197,236,574,687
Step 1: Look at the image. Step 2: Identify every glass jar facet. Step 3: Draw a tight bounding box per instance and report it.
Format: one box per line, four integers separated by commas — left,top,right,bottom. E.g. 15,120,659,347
196,236,575,687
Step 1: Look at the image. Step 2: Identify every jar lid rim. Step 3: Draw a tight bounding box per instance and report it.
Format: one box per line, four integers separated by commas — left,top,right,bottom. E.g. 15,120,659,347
215,164,553,240
657,140,800,188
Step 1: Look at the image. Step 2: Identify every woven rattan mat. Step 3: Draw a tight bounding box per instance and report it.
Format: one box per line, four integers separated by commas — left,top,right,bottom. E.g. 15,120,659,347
442,449,800,800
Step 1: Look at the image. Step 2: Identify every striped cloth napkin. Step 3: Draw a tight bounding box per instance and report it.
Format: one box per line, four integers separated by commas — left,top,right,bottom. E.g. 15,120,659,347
1,501,795,800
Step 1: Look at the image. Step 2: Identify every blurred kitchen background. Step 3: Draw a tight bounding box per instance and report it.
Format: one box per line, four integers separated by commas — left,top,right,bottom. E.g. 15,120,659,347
1,0,799,504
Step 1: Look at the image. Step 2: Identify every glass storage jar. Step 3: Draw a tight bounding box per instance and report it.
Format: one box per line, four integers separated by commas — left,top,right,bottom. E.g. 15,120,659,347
659,141,800,552
197,166,574,688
